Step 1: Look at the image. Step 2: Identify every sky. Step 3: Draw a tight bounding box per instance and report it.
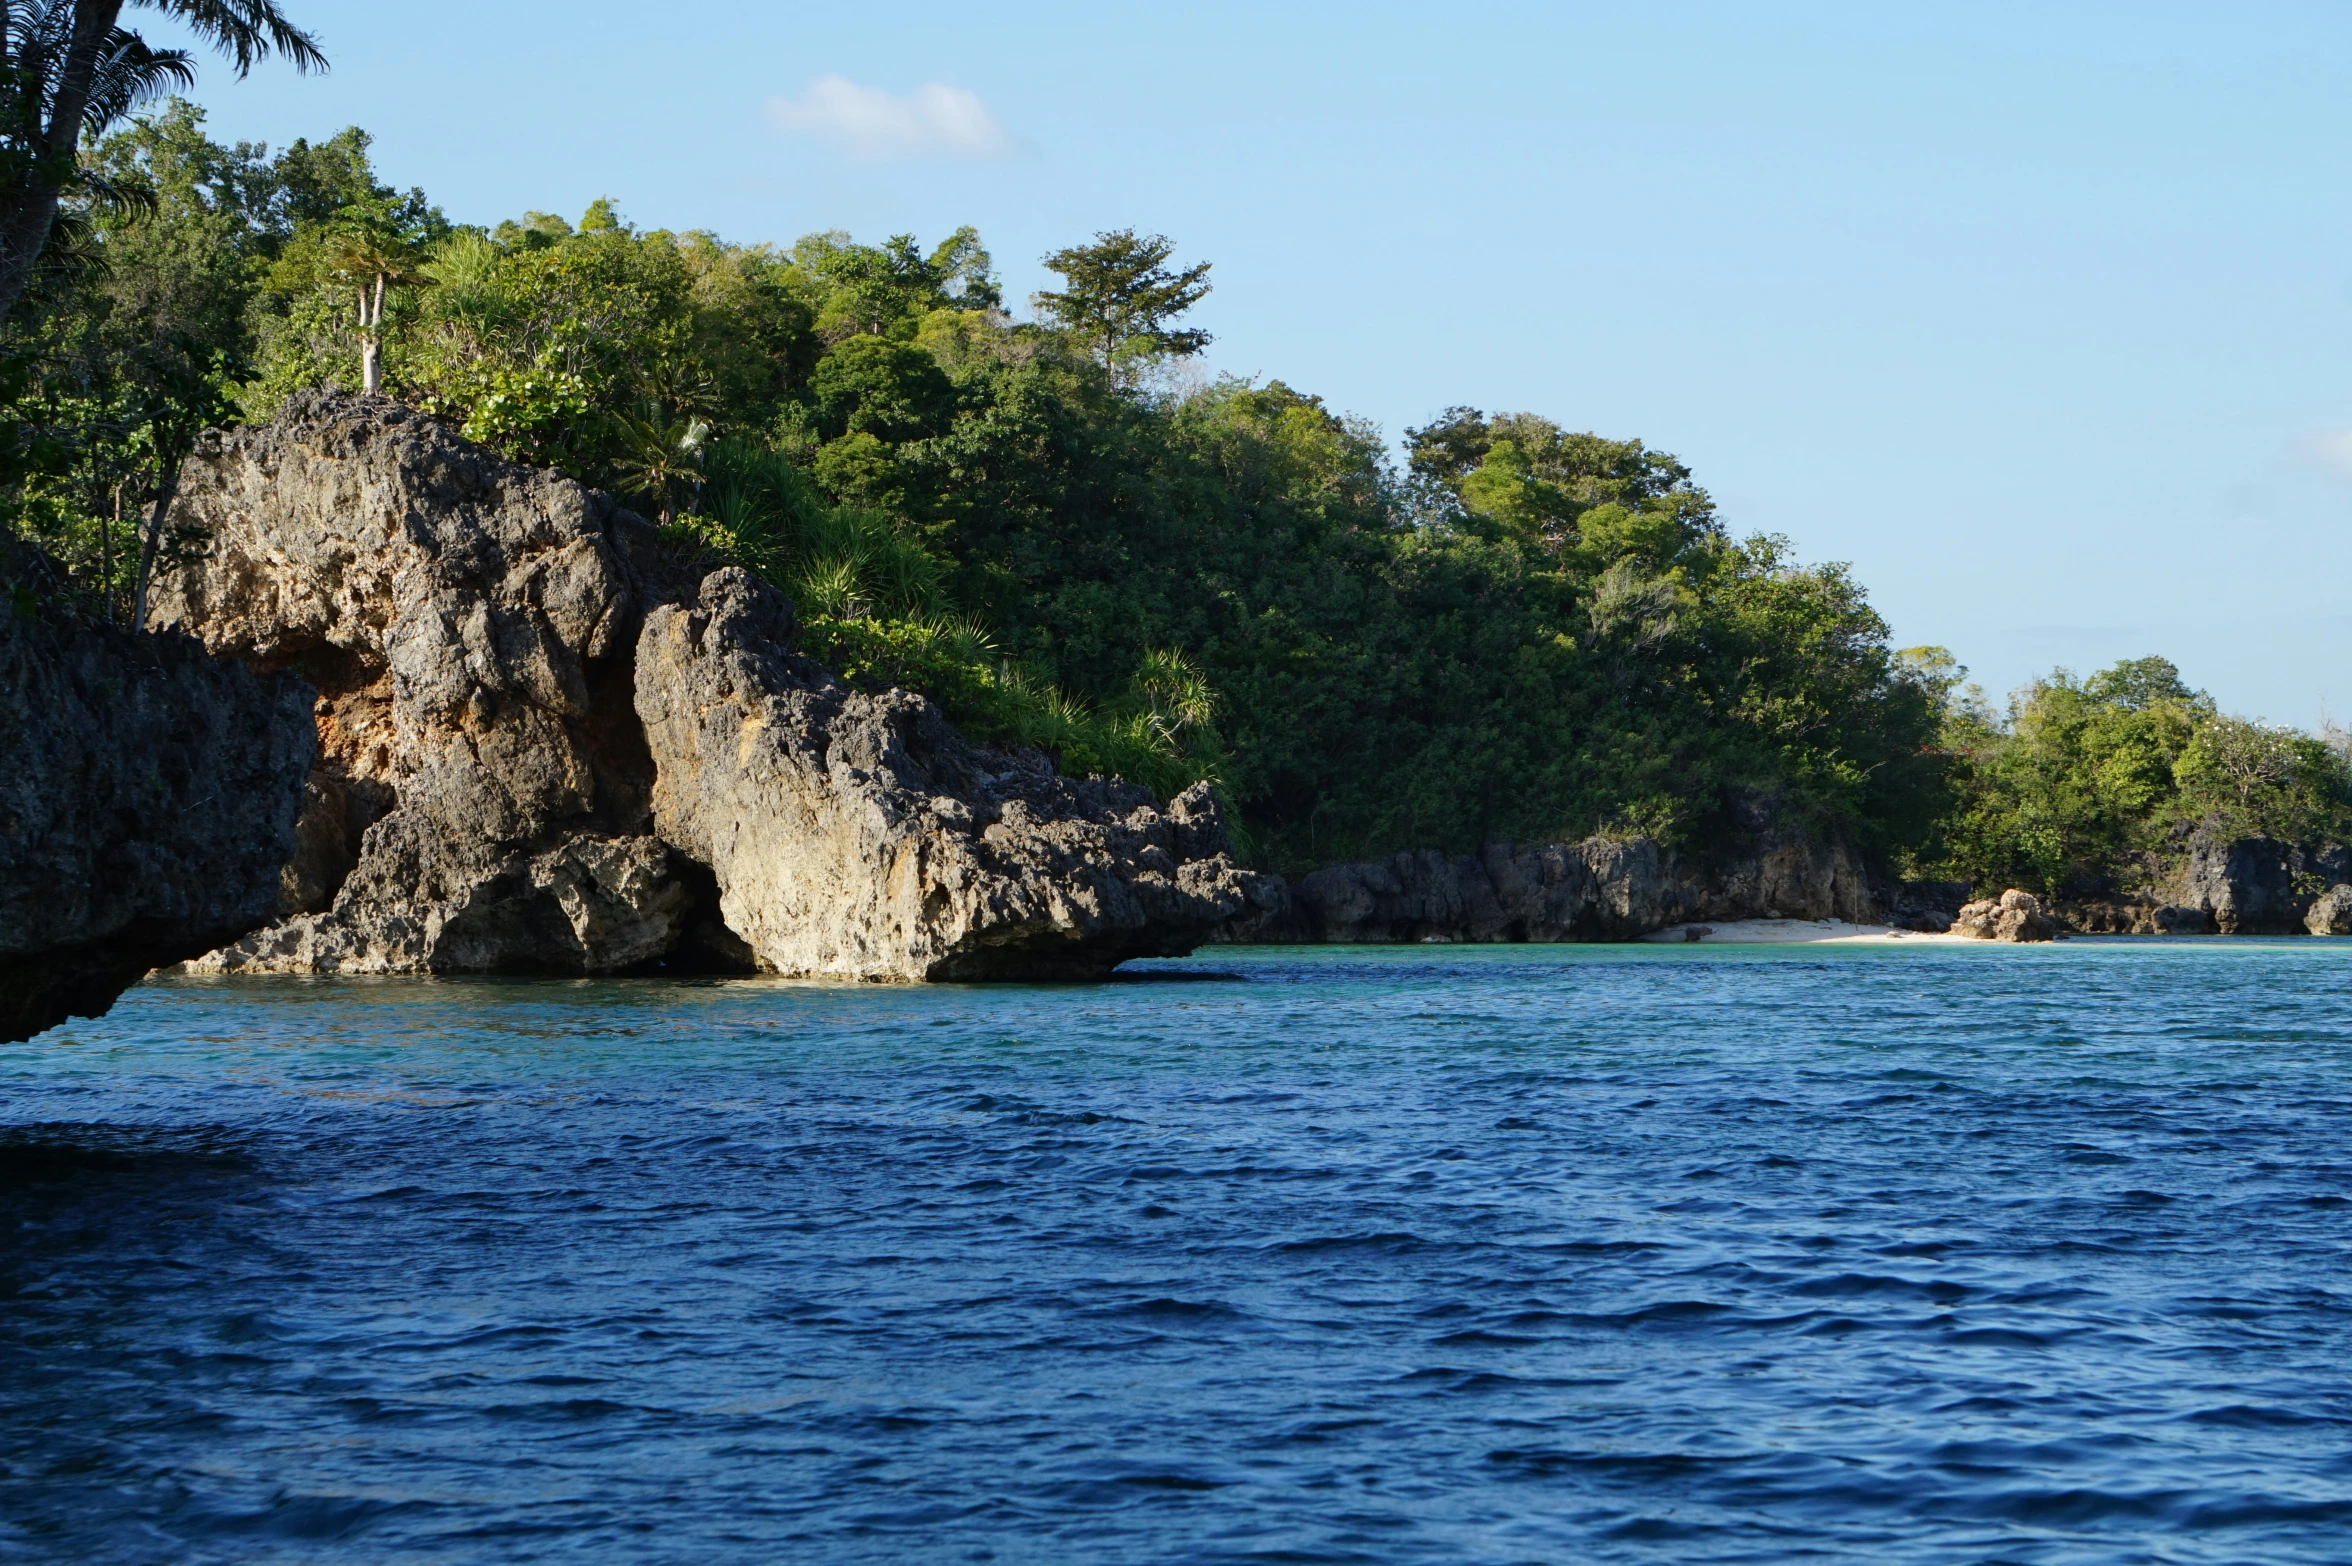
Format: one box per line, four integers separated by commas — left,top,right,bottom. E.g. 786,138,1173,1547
141,0,2352,727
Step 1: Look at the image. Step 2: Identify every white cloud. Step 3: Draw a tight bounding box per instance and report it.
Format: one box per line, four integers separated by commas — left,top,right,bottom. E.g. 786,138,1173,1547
765,76,1014,163
2291,427,2352,481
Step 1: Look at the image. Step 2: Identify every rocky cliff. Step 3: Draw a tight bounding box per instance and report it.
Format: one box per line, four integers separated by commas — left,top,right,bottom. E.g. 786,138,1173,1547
636,569,1279,978
1,551,314,1040
149,392,705,975
150,393,1267,980
1241,806,1878,944
2049,829,2352,936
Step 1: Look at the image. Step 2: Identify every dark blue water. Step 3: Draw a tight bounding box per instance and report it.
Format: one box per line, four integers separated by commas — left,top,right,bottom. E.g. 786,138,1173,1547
4,942,2351,1564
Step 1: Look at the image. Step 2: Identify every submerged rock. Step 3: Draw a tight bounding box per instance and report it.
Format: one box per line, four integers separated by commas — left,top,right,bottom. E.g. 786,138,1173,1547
151,392,707,975
0,563,313,1040
635,568,1280,979
1953,889,2057,943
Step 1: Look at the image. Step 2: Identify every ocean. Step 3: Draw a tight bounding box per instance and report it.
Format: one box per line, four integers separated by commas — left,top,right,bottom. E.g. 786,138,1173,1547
4,941,2349,1563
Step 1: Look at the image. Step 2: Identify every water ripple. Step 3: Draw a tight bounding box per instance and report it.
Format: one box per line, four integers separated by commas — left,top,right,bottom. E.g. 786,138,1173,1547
3,942,2351,1562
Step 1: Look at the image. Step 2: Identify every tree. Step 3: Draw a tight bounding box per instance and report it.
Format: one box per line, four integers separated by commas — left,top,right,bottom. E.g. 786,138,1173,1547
1032,229,1210,372
322,197,427,392
0,1,324,326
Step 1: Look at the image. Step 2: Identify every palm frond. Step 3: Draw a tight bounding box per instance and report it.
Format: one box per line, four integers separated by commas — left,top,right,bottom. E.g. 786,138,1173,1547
136,0,327,77
82,29,195,127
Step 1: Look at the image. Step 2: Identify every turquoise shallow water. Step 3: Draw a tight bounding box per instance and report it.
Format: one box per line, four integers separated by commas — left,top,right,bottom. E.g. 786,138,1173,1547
3,940,2351,1563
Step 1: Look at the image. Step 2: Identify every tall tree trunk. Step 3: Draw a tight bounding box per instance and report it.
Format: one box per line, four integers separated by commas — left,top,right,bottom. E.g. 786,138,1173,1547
129,458,182,633
359,272,385,392
0,1,128,325
102,481,117,621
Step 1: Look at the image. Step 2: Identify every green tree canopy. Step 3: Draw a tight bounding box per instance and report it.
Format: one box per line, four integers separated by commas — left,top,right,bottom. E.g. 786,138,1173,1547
1032,229,1210,371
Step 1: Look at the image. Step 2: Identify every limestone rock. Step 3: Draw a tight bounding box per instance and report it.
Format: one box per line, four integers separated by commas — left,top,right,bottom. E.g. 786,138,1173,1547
148,391,705,974
1244,804,1879,945
1892,879,1970,933
2176,829,2301,935
2154,904,2216,936
634,568,1280,979
0,558,314,1039
1953,888,2058,943
2305,884,2352,936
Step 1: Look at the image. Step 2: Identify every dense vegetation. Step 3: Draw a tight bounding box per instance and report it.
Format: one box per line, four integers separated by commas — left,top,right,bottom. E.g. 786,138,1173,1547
6,100,2342,885
1922,655,2352,899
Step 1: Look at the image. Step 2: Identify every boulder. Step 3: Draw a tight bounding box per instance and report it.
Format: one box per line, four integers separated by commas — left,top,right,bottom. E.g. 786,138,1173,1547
633,568,1280,979
1952,888,2058,943
0,560,314,1040
1893,879,1969,933
2154,903,2216,936
149,391,707,974
2306,884,2352,936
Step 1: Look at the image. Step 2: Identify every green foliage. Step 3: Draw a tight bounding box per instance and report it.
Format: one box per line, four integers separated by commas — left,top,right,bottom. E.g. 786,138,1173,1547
672,438,1220,803
0,113,1961,871
1926,656,2352,896
1032,229,1211,373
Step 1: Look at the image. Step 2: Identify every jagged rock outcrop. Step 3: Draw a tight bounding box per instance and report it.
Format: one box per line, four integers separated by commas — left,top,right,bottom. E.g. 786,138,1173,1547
1,557,313,1040
634,568,1280,979
2040,833,2352,936
2306,885,2352,936
141,394,1267,981
1242,809,1878,944
1953,888,2058,942
149,392,709,974
2176,831,2302,935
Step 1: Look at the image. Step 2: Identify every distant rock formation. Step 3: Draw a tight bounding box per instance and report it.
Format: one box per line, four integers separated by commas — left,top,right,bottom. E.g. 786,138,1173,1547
2175,832,2329,936
1,551,313,1041
2049,830,2352,937
1236,806,1878,944
636,568,1278,979
2305,884,2352,936
1953,889,2057,942
146,393,1268,981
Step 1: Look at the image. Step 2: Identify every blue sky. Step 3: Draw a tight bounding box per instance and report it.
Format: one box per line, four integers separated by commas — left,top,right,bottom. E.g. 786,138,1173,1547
146,0,2352,727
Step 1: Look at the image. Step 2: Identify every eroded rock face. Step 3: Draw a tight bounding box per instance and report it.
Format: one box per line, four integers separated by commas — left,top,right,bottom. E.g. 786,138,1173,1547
634,568,1280,979
1252,814,1880,944
2177,831,2302,936
0,569,313,1039
1953,889,2057,943
150,392,704,975
2305,885,2352,936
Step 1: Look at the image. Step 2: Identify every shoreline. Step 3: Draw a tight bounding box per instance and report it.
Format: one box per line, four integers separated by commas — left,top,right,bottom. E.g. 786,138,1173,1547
1641,918,1976,945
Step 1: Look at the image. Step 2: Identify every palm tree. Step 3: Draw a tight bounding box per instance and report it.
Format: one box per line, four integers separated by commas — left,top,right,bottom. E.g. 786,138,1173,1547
0,1,325,326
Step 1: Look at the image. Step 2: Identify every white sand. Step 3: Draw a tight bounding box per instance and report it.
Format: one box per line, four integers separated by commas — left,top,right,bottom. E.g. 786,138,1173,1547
1642,918,1973,945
